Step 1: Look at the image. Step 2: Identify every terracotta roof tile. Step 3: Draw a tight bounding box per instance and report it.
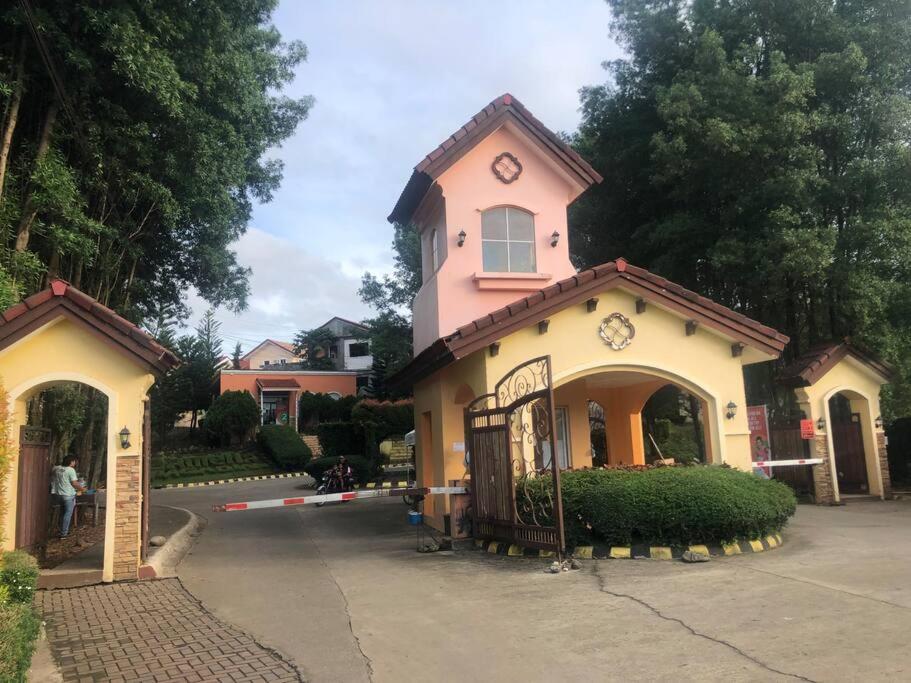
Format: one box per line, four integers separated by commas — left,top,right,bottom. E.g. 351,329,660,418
778,341,892,386
390,93,603,225
389,259,791,390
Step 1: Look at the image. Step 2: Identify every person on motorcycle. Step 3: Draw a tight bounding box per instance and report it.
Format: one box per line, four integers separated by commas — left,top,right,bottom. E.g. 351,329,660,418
337,456,354,491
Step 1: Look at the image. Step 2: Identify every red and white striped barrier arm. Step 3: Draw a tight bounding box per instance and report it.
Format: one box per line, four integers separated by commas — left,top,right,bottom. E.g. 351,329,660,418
212,485,468,512
752,458,823,468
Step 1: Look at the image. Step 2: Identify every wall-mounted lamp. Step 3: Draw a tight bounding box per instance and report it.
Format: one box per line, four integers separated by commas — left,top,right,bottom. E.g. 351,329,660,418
816,417,826,432
119,426,132,450
550,230,560,247
457,230,466,247
725,401,737,419
875,415,884,429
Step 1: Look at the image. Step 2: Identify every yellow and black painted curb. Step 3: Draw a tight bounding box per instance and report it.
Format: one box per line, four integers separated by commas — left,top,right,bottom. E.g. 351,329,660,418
156,472,310,489
156,475,412,491
472,533,784,559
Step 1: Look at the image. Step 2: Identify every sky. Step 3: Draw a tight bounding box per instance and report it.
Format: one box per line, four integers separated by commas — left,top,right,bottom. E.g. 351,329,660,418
187,0,621,354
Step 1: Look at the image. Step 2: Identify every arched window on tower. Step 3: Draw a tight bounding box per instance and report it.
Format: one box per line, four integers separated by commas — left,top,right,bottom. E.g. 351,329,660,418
481,207,536,272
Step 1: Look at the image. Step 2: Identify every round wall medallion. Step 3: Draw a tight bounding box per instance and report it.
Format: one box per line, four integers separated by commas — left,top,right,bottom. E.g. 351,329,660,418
599,313,635,350
491,152,523,184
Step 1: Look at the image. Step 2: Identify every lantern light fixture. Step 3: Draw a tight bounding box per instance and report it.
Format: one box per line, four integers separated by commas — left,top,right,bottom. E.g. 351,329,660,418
816,417,826,432
119,426,131,450
550,230,560,247
875,415,883,429
457,230,466,247
725,401,737,419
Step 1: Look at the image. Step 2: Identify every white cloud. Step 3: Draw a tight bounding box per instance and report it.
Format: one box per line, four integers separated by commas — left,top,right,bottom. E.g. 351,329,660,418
185,227,372,353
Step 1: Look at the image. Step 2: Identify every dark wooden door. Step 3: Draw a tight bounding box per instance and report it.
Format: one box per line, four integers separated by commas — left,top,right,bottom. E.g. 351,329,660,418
833,413,868,494
15,426,52,551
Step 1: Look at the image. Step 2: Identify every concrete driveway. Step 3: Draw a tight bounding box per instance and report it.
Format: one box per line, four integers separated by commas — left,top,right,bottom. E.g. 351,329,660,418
156,480,911,682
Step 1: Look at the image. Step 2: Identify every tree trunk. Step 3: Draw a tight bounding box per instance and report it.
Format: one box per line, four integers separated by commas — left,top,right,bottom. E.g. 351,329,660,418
15,101,59,253
0,37,26,206
688,394,704,461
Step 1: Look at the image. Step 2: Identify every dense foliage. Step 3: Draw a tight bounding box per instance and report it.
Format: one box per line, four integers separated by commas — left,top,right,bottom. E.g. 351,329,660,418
298,391,357,432
522,466,797,548
303,454,372,486
572,0,911,418
258,424,312,471
350,399,414,443
204,390,260,446
0,551,40,682
0,1,311,319
316,421,365,458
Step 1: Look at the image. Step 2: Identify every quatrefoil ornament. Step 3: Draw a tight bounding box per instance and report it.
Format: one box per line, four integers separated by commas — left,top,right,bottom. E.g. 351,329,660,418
599,313,635,350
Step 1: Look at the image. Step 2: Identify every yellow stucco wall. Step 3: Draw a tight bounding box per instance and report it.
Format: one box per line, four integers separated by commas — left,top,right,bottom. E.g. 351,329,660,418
414,284,773,530
795,357,888,501
0,317,154,582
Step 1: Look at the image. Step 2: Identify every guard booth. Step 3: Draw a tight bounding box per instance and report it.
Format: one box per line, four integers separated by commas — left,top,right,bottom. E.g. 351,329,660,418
0,279,179,581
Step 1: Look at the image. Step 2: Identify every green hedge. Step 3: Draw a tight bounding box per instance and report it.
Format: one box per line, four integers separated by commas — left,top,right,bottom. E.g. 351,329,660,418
317,422,364,458
259,425,313,470
0,551,40,682
0,551,38,604
350,399,414,442
521,466,797,548
0,602,40,682
151,450,277,484
303,455,372,485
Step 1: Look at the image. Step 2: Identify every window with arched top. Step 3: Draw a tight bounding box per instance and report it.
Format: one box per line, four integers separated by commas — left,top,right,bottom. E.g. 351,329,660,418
481,207,536,272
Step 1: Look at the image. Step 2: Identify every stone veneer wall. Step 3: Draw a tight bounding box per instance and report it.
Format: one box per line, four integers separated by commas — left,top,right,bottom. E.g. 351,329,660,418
113,454,141,581
877,431,892,498
811,435,836,505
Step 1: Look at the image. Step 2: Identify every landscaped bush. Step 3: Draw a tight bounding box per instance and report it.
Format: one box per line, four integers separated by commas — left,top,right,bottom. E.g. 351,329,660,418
0,601,40,682
520,465,797,548
351,399,414,442
0,551,38,604
151,449,278,485
303,455,372,485
298,392,358,433
316,421,364,458
259,425,313,471
204,391,261,446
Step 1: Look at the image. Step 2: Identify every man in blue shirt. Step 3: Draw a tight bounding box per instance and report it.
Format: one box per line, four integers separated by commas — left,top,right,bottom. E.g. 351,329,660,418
50,456,85,538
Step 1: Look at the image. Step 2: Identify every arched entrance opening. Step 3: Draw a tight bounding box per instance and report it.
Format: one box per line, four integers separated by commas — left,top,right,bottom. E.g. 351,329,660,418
827,390,877,495
552,366,718,470
13,379,111,573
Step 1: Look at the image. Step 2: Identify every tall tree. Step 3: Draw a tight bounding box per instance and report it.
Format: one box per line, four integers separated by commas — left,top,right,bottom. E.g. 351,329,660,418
359,222,422,379
293,327,337,371
0,1,312,321
572,0,911,417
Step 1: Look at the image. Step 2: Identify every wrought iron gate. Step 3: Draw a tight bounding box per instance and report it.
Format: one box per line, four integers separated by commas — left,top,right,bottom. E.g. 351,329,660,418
464,356,565,555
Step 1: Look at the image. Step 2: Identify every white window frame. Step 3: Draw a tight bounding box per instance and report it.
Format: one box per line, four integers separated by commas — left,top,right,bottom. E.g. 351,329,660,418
481,207,536,273
430,228,439,272
541,406,570,470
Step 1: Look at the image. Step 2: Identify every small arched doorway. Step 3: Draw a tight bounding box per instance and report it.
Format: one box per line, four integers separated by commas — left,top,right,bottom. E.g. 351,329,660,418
828,391,872,494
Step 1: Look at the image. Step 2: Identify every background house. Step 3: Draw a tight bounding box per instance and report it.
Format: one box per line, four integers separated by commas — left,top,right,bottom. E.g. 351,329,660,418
317,317,373,372
239,339,302,369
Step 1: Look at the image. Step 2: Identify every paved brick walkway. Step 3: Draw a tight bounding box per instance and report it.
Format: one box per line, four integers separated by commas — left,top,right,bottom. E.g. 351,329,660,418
36,579,302,682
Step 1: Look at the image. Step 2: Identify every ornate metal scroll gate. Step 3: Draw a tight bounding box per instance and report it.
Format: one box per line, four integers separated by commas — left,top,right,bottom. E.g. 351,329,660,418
464,355,565,556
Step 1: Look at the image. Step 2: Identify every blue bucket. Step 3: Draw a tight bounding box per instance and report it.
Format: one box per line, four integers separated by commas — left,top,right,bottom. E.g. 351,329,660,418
408,510,423,526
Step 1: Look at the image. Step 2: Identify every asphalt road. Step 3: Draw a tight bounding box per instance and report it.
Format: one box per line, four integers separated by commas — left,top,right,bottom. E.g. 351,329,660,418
155,480,911,682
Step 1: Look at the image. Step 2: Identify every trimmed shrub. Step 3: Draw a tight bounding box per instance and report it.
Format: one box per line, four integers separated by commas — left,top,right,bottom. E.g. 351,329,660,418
350,399,414,443
259,425,313,470
0,601,40,682
303,455,371,485
205,391,261,446
521,465,797,548
298,392,358,432
0,551,38,604
317,422,364,458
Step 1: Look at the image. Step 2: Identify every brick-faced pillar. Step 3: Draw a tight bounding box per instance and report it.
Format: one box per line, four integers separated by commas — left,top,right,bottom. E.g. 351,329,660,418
812,435,837,505
876,431,892,499
113,455,142,581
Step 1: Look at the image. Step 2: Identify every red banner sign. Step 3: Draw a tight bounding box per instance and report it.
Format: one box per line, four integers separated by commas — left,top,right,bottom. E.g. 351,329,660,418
747,405,772,477
800,419,815,440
